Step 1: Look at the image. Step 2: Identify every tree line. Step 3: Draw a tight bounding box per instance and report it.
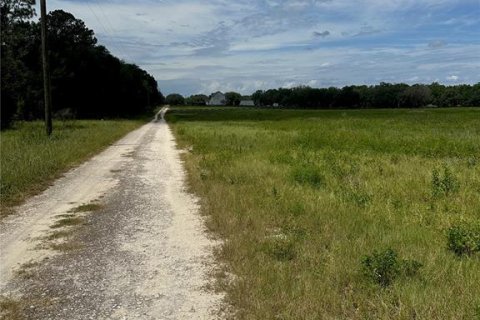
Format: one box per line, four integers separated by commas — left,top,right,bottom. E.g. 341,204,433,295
165,92,245,106
167,82,479,109
251,83,480,109
1,0,164,129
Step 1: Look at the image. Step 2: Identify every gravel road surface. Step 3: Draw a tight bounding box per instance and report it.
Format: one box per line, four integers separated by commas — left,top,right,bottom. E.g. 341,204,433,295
0,108,224,319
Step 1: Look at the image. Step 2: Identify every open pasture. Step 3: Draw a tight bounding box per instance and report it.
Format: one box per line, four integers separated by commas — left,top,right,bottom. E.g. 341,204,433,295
167,107,480,319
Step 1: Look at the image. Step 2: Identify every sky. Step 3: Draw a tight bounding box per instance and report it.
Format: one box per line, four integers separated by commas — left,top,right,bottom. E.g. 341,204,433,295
43,0,480,96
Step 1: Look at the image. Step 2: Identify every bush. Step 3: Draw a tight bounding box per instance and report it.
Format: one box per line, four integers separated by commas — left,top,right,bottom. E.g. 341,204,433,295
362,248,422,287
447,224,480,256
165,93,185,106
432,166,459,197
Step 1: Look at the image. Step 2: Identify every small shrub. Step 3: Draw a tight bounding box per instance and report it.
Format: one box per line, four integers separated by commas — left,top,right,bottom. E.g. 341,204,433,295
447,224,480,256
362,248,422,287
432,166,459,197
362,249,399,287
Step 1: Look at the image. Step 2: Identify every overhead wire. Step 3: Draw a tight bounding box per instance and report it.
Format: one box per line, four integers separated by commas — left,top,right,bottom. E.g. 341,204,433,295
85,1,133,62
92,0,135,62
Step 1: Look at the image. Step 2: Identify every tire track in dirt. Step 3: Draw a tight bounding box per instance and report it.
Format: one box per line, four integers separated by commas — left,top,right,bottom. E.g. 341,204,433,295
0,108,225,319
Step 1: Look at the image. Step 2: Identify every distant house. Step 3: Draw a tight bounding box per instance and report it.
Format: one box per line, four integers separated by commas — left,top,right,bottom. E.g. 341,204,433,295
239,100,255,106
208,92,226,106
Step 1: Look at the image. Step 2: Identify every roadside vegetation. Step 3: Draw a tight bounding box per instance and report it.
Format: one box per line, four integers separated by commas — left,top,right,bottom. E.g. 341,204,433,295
167,106,480,319
0,120,144,216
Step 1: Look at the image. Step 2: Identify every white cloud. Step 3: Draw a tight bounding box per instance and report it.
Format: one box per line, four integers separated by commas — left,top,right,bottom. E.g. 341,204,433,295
446,75,459,81
40,0,479,95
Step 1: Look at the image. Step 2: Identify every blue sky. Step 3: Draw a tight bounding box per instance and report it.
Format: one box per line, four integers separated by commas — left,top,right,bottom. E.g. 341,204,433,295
44,0,479,96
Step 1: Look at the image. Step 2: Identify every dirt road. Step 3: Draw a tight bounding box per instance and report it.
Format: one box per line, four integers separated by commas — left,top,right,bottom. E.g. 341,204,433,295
0,108,224,319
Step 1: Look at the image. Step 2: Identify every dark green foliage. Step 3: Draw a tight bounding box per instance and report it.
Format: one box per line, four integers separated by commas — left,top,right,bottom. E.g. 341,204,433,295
1,0,36,128
165,93,185,106
362,249,422,287
1,5,163,127
43,10,162,119
185,94,208,106
362,249,399,287
225,91,242,106
250,82,479,109
432,166,459,197
292,166,324,188
447,224,480,256
400,85,432,108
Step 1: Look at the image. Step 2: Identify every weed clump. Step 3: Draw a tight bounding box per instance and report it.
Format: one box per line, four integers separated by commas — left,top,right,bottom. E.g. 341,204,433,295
447,223,480,256
361,248,422,287
50,216,84,229
266,238,296,262
68,203,102,213
432,166,459,197
292,166,324,188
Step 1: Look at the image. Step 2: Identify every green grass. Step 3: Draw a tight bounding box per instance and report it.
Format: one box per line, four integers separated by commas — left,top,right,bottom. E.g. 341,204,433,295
68,203,103,213
167,107,480,319
50,216,84,229
0,120,144,216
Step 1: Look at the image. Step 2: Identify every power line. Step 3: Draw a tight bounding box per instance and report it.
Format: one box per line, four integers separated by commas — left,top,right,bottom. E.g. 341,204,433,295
92,0,136,63
85,2,133,62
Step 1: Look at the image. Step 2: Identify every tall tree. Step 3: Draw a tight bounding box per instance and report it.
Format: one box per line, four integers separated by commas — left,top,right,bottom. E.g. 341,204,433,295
400,85,432,108
0,0,35,128
225,91,242,106
22,10,162,119
185,94,208,105
165,93,185,106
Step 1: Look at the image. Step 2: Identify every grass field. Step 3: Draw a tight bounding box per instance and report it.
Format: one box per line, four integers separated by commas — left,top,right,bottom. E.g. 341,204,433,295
166,107,480,319
0,120,144,216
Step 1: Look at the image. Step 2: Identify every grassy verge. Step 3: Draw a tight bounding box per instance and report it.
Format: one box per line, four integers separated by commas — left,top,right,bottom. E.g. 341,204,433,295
167,107,480,319
1,119,144,216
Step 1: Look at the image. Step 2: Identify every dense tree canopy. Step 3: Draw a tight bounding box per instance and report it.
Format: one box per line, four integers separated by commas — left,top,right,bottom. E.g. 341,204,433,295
1,3,163,128
1,0,36,127
185,94,208,106
225,91,242,106
251,83,480,109
165,93,185,106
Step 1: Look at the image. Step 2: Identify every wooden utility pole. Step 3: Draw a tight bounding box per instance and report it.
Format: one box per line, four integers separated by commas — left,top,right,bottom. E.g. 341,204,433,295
40,0,52,136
